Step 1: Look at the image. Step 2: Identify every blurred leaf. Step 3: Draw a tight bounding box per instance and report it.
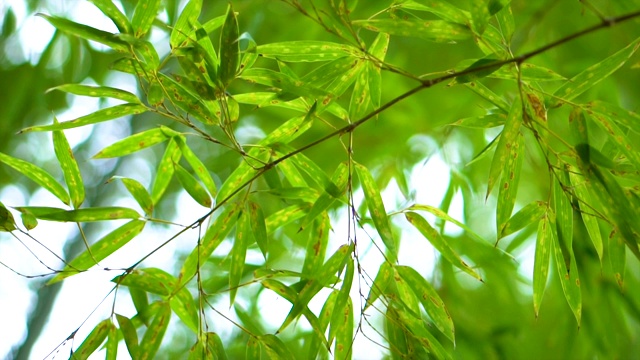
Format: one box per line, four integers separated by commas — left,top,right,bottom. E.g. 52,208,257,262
37,14,128,52
138,301,171,360
16,206,139,222
55,120,86,208
89,0,132,34
20,104,147,133
397,0,469,24
533,213,551,317
259,335,295,360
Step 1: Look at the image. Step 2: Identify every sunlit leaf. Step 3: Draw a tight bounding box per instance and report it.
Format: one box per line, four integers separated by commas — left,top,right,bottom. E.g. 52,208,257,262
37,14,128,52
405,212,482,281
151,137,182,204
353,19,472,43
248,201,268,258
486,100,521,199
553,37,640,102
246,337,261,360
568,170,603,261
116,314,139,359
330,257,354,344
0,202,16,232
51,119,84,208
48,84,140,103
334,297,353,360
171,287,199,334
107,176,154,216
175,137,217,197
229,210,251,305
259,334,295,360
48,219,144,284
20,104,147,133
171,0,202,48
217,148,270,202
257,41,358,62
89,0,131,33
465,81,509,112
302,213,330,277
157,73,219,125
175,163,212,208
365,261,393,310
533,213,551,317
138,301,171,360
585,100,640,134
449,113,506,128
397,0,469,24
73,319,110,360
93,127,176,159
550,214,582,326
499,200,547,239
16,206,139,222
0,152,69,205
496,132,523,235
131,0,161,38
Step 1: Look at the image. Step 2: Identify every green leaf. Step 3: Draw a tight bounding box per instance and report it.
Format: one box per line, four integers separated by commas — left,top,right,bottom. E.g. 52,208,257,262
397,0,469,25
48,220,145,284
217,148,270,202
106,318,118,360
471,0,510,33
585,100,640,134
608,228,626,288
116,314,140,359
330,257,354,344
587,111,640,169
449,113,506,128
219,5,240,87
47,84,140,103
174,163,212,208
170,287,199,334
407,204,489,245
175,137,217,197
93,127,175,159
16,206,139,222
405,212,482,281
0,202,17,232
334,297,354,360
37,14,128,52
131,0,161,38
205,332,228,360
52,119,84,208
465,81,510,112
349,64,370,121
550,214,582,326
496,132,524,236
265,203,310,234
486,100,521,199
20,104,147,133
157,73,219,125
73,319,110,360
240,68,328,99
302,213,330,277
533,214,552,317
248,201,268,258
499,201,547,239
396,265,455,343
0,152,70,205
112,268,175,296
553,37,640,102
151,137,182,205
138,301,171,360
170,0,202,48
492,63,566,82
258,335,295,360
365,262,393,310
392,300,452,360
19,210,37,231
353,19,472,43
229,210,251,306
178,204,240,286
355,162,398,262
107,176,154,216
455,58,504,84
257,41,358,62
246,337,261,360
89,0,132,34
568,171,603,261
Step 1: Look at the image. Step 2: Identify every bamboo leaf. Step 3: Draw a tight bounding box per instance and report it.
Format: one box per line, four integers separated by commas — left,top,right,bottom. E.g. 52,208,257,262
19,209,36,231
219,5,240,87
496,132,524,235
334,297,354,360
257,41,358,62
151,137,182,205
355,162,398,262
217,148,270,202
0,202,17,232
138,301,171,360
449,113,506,128
550,214,582,326
499,201,547,239
407,204,489,245
93,127,175,159
492,63,566,82
553,37,640,102
178,204,240,286
608,228,626,288
49,220,145,284
89,0,132,34
397,0,469,25
16,206,139,222
259,335,295,360
486,101,521,199
349,64,370,121
330,257,354,344
37,14,128,52
533,214,552,317
405,212,482,281
175,163,212,208
302,213,330,277
568,171,603,261
353,19,472,42
229,210,251,306
246,337,261,360
205,332,228,360
585,100,640,134
116,314,140,359
157,73,219,125
175,137,217,197
107,176,154,216
396,265,455,343
587,111,640,169
113,268,175,296
248,201,268,258
465,81,510,112
48,84,140,103
131,0,161,38
299,162,349,230
52,119,84,208
265,203,310,234
20,104,147,133
365,262,393,310
170,287,199,334
393,301,452,360
170,0,202,48
72,319,110,360
0,152,69,205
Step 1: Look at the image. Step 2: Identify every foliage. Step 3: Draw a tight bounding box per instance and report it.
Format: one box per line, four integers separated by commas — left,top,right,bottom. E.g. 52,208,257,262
2,0,640,359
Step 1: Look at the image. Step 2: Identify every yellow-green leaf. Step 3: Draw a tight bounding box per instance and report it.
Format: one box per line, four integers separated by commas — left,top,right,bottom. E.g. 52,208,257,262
170,287,199,334
486,100,521,199
53,120,82,208
157,73,219,125
48,219,145,284
499,200,547,239
355,162,398,262
258,335,295,360
47,84,140,103
151,137,182,205
138,301,171,360
550,215,582,326
0,152,70,205
496,132,524,235
334,297,353,360
365,261,393,310
608,228,626,288
568,171,603,261
89,0,131,33
175,137,217,197
229,210,250,306
353,19,472,43
246,337,261,360
405,212,482,281
116,314,139,359
533,214,551,317
248,201,268,258
175,163,212,208
217,148,270,202
219,5,240,87
0,202,17,232
73,319,110,360
93,127,174,159
20,104,147,133
131,0,161,38
170,0,202,48
257,41,358,62
37,14,128,52
108,176,153,216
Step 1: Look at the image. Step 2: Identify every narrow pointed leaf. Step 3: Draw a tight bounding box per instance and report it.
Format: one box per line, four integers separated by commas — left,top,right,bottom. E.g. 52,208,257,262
486,101,521,199
355,162,398,262
334,297,353,360
568,171,603,261
587,111,640,169
248,201,268,258
257,41,357,62
37,14,128,52
20,104,147,133
229,210,251,306
396,265,455,342
608,228,626,287
73,319,110,360
533,214,552,317
53,120,84,208
585,100,640,134
496,132,524,235
49,220,145,284
138,301,171,360
450,113,506,128
330,257,354,343
553,37,640,102
397,0,469,25
550,215,582,326
0,152,70,205
353,19,471,42
170,288,199,333
108,176,153,216
116,314,140,359
16,206,139,222
259,335,295,360
175,163,212,208
89,0,131,33
299,162,349,230
112,268,175,296
265,203,310,234
170,0,202,48
365,261,393,310
217,148,270,202
219,5,240,87
405,212,482,281
176,137,217,197
499,201,547,239
157,73,219,125
131,0,161,38
302,214,330,277
93,127,174,159
48,84,140,103
151,137,182,204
